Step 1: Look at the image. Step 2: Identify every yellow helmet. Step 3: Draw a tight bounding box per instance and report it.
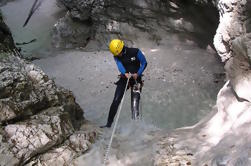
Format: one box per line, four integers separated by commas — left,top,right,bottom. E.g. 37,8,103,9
109,39,124,56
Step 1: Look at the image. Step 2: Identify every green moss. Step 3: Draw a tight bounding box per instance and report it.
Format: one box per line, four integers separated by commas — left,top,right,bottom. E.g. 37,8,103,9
0,51,10,59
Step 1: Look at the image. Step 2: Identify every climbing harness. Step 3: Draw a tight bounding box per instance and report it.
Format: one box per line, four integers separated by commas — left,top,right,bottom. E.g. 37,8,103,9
103,76,130,165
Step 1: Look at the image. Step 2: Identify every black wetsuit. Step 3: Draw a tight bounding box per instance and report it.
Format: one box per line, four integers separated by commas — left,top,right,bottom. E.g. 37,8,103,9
105,47,147,127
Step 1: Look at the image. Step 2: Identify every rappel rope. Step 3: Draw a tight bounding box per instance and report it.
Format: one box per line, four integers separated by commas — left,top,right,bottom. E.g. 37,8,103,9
103,76,130,165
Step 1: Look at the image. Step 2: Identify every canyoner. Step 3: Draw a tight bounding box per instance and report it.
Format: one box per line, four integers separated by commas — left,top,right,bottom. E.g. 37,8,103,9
100,39,148,128
102,39,148,164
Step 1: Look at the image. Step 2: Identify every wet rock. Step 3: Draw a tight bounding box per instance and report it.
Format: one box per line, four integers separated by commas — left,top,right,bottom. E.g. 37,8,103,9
0,10,97,166
0,54,99,165
212,155,230,166
0,54,85,125
0,55,58,122
213,73,225,83
59,0,103,21
0,54,87,165
0,126,19,166
5,107,74,163
154,137,195,165
52,13,92,49
68,130,97,152
27,145,76,166
26,124,99,166
55,0,219,50
0,12,15,52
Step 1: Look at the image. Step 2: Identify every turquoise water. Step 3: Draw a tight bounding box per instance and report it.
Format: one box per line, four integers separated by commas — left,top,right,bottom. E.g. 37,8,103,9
1,0,63,58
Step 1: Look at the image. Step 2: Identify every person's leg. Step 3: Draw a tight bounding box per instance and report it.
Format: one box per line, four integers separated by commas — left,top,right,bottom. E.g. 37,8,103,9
102,78,127,128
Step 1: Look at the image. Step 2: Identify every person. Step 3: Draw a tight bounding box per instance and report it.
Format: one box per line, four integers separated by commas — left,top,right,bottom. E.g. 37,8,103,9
100,39,147,128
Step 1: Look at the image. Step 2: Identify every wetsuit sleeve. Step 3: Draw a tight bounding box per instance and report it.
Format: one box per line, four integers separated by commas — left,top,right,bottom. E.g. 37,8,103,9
114,57,126,75
137,50,147,76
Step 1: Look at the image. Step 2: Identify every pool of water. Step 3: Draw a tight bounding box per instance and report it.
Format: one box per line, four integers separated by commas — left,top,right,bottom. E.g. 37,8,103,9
1,0,64,58
33,47,224,165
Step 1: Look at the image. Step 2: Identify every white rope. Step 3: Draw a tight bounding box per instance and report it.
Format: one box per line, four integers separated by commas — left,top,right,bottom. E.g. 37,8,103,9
103,76,130,165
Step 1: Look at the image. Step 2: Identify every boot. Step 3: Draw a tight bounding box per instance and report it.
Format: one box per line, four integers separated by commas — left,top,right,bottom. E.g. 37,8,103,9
100,123,112,128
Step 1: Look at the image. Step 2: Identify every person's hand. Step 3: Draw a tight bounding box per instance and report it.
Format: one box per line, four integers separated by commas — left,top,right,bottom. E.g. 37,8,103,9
125,73,131,79
132,73,138,80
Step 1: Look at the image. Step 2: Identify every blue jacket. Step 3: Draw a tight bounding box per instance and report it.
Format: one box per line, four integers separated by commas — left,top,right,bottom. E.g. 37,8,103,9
114,47,147,76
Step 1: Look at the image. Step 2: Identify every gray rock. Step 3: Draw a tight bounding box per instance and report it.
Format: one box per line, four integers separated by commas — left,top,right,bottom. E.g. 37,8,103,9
0,126,19,166
0,55,84,124
52,13,92,49
25,124,99,166
218,1,251,102
214,0,246,62
225,51,251,102
55,0,219,50
27,145,76,166
0,56,55,122
0,12,15,52
0,10,98,166
59,0,100,21
4,106,74,163
0,53,94,165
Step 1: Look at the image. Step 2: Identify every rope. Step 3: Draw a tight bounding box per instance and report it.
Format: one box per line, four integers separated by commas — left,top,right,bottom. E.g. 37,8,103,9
103,76,130,165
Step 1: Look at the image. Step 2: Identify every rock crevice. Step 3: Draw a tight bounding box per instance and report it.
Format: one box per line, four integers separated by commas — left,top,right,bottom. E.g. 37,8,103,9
154,0,251,165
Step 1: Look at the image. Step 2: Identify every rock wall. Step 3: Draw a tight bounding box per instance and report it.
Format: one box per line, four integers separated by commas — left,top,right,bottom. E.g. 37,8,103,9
0,0,15,7
53,0,219,50
0,11,15,52
154,0,251,165
0,13,98,166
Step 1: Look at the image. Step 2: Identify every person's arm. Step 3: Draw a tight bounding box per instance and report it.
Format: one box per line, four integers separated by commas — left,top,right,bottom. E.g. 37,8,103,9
114,57,126,75
137,50,147,76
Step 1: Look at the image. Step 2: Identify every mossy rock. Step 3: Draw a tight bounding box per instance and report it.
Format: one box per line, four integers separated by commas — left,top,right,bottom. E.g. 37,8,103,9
0,11,15,52
0,51,10,59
